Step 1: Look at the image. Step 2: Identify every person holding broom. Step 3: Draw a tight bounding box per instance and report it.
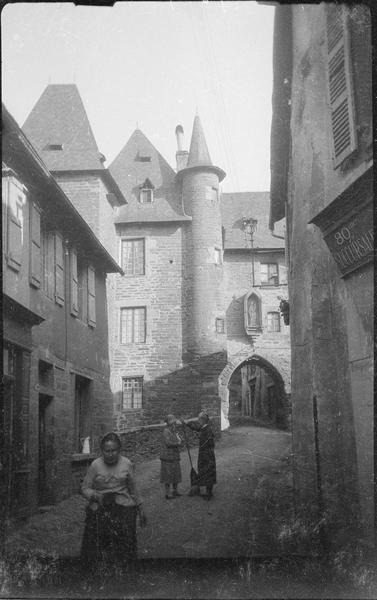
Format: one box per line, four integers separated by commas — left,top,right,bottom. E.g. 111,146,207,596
160,414,183,499
183,412,216,500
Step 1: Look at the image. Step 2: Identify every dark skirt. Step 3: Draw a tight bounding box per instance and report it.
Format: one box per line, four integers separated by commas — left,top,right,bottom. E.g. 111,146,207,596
160,459,182,484
81,503,137,569
197,448,217,486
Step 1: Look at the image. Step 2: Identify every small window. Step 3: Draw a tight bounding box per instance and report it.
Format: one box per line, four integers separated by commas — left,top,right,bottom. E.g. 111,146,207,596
140,188,153,203
267,312,281,333
122,377,143,410
216,318,225,333
121,239,145,275
135,152,151,163
214,247,222,265
120,307,146,344
260,263,279,285
139,178,154,204
45,144,63,151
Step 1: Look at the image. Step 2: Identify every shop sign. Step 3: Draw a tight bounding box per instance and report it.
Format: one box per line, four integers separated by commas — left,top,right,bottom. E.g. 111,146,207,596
324,202,373,276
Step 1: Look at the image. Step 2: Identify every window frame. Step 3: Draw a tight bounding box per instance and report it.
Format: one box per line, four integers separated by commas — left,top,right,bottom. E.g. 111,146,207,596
267,311,281,333
120,238,145,276
215,317,225,333
120,306,147,344
260,262,279,286
122,377,143,410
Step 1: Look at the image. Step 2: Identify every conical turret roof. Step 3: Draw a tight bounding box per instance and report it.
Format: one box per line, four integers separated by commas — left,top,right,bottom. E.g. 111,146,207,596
187,114,212,168
177,113,225,182
23,84,105,171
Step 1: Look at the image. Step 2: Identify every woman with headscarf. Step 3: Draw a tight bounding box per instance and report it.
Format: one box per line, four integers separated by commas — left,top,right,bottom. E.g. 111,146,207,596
80,432,147,571
184,412,216,500
160,414,183,499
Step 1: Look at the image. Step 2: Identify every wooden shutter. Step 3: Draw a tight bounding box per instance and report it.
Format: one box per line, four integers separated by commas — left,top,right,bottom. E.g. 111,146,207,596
54,233,65,305
30,203,41,287
7,178,25,271
326,5,357,167
70,248,79,316
87,265,96,327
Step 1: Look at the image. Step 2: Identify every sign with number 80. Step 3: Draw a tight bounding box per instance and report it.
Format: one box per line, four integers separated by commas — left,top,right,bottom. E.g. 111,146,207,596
334,227,352,245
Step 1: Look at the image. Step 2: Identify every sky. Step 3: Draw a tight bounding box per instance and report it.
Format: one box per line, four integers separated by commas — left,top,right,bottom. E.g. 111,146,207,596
2,1,275,193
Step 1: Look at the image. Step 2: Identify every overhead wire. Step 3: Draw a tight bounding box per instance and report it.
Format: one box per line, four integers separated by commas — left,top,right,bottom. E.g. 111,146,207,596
201,2,241,192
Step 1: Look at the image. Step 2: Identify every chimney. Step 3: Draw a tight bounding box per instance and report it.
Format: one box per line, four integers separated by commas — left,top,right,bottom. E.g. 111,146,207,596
175,125,189,171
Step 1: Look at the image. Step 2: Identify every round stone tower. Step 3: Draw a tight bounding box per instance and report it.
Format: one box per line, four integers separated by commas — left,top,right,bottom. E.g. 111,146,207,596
176,114,227,360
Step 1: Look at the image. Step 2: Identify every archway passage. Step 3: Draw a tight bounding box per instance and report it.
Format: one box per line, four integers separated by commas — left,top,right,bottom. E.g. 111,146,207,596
219,354,289,431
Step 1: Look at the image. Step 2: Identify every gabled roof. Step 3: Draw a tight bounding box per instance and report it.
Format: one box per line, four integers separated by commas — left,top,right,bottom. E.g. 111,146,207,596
110,129,190,224
221,192,285,250
3,103,122,274
23,84,105,171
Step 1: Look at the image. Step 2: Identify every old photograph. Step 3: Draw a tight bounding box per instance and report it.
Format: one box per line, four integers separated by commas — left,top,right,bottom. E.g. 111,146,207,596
1,1,374,598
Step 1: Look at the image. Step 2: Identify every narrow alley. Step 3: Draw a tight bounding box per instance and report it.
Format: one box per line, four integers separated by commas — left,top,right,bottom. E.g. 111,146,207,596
3,425,376,599
5,425,292,559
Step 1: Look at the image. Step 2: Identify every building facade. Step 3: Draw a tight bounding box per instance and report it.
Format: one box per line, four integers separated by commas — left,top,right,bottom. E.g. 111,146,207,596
2,105,122,522
23,85,291,438
270,4,373,547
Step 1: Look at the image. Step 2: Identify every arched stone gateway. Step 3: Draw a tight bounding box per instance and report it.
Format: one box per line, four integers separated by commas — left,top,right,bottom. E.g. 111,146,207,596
219,351,291,430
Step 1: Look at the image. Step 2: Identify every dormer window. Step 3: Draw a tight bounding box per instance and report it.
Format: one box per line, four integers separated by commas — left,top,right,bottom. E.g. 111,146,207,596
139,178,154,204
45,144,63,151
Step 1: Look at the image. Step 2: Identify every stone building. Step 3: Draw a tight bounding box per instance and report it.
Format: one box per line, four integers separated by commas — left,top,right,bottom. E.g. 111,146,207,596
23,84,290,438
270,5,373,547
1,105,122,521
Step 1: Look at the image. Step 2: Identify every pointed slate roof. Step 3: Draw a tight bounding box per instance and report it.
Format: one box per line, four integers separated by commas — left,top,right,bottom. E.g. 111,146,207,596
221,192,285,250
110,129,191,224
187,114,212,168
177,114,225,182
23,84,105,171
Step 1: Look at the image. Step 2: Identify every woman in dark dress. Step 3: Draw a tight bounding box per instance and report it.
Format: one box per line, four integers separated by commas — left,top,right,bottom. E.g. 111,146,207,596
184,412,216,500
80,432,147,571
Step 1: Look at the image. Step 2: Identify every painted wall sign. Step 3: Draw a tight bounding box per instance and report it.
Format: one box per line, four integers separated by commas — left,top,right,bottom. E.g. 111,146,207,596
324,202,373,276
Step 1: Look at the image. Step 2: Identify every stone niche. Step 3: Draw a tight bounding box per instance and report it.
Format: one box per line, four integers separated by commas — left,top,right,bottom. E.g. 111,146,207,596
243,290,262,337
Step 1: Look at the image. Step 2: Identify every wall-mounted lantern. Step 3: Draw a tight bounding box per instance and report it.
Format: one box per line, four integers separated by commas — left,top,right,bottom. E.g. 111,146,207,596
242,217,258,286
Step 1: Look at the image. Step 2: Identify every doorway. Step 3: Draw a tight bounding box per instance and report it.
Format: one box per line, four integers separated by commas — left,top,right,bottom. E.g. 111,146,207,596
38,394,54,505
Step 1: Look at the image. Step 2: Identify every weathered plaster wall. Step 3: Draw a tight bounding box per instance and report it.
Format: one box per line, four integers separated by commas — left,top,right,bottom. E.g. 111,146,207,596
288,4,373,545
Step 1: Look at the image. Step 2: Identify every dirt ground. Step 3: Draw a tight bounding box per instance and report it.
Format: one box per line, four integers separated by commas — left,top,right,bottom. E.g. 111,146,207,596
2,425,377,599
4,425,292,559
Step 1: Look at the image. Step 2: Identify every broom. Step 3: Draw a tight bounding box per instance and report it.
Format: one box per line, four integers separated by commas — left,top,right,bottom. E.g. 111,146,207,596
181,421,199,495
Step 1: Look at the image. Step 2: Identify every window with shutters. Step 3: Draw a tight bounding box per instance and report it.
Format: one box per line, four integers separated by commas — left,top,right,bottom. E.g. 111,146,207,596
77,257,88,323
41,220,55,299
54,233,65,306
121,239,145,275
5,176,26,272
70,248,79,317
87,265,96,327
326,4,357,168
122,377,143,410
267,312,281,333
30,203,41,288
120,307,146,344
260,263,279,285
